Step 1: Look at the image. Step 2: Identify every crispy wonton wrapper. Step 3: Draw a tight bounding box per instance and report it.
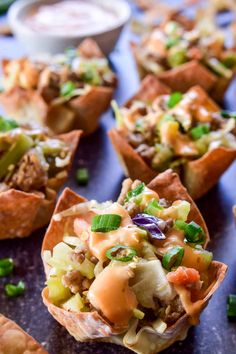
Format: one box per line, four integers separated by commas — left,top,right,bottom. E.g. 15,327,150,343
131,40,233,102
0,130,81,239
109,75,236,199
0,314,48,354
0,39,114,135
41,170,227,354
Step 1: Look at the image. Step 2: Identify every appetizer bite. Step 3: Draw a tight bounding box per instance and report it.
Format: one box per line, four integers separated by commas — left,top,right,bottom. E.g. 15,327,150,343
42,170,227,354
109,76,236,199
0,39,116,135
0,116,81,239
131,14,236,101
0,314,48,354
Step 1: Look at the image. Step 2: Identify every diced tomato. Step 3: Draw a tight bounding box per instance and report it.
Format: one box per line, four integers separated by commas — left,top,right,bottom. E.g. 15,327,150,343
74,218,90,236
167,266,200,286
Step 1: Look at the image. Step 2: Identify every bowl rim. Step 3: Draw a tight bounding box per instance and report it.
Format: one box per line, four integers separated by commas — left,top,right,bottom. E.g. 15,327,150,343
8,0,131,39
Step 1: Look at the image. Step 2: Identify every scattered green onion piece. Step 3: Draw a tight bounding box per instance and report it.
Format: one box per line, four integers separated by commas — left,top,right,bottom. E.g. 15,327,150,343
227,294,236,318
162,246,184,271
125,183,145,202
190,124,210,140
144,199,164,215
0,258,14,277
76,168,89,186
220,111,236,119
91,214,121,233
166,38,180,49
167,92,183,109
106,245,137,262
175,220,205,244
60,81,76,97
5,281,25,297
0,116,18,132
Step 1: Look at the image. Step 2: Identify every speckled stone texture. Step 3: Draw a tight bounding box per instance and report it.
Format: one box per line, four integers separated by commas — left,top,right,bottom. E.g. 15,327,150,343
0,2,236,354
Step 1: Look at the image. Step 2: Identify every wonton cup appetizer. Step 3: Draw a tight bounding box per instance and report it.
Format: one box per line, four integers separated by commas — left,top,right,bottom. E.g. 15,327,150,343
42,170,227,354
0,314,48,354
109,76,236,199
131,14,236,101
0,39,116,135
0,117,81,239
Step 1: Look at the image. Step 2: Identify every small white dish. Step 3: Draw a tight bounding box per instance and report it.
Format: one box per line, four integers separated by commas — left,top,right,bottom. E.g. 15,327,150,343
8,0,131,55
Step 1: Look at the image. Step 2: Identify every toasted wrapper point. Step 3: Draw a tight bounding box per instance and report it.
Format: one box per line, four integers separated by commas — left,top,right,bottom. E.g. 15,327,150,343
0,130,81,239
183,147,236,199
125,75,171,107
0,314,48,354
0,87,48,126
233,205,236,220
78,38,105,59
158,61,217,94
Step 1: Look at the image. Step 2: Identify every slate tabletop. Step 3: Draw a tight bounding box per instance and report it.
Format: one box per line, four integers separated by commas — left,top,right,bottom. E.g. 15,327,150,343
0,1,236,354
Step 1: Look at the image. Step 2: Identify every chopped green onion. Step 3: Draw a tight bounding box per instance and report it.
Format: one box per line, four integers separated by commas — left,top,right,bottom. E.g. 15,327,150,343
190,124,210,140
162,246,184,271
0,258,14,277
60,81,76,97
0,134,33,179
175,220,205,244
91,214,122,233
207,58,233,79
166,38,180,49
111,100,123,128
76,168,89,186
167,47,187,68
227,294,236,318
106,245,137,262
167,92,183,109
144,199,164,215
220,111,236,119
125,183,145,202
0,116,18,132
5,281,25,297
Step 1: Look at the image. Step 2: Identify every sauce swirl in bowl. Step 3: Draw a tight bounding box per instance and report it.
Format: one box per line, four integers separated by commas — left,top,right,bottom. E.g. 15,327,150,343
25,0,118,36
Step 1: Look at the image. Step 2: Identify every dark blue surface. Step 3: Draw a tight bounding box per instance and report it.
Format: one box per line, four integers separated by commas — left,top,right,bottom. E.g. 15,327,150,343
0,3,236,354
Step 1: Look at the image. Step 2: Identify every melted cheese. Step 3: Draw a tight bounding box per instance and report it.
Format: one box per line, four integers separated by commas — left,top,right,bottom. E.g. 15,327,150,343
88,265,137,326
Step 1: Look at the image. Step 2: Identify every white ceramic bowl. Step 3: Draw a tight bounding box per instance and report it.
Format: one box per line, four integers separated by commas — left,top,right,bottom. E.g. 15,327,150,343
8,0,131,55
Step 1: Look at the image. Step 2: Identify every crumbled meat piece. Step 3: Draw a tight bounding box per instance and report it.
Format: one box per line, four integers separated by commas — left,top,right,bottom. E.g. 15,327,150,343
164,218,174,232
158,198,170,208
70,251,85,264
82,278,92,290
160,296,185,325
38,68,60,102
90,256,98,264
125,201,142,217
62,270,82,294
136,144,156,161
129,133,146,148
10,149,48,192
0,183,10,193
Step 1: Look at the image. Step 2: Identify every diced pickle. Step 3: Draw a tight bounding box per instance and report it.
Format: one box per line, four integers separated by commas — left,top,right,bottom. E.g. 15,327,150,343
47,276,71,304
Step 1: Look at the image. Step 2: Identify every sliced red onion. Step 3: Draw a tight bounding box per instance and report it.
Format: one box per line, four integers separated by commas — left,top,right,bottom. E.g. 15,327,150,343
132,213,166,240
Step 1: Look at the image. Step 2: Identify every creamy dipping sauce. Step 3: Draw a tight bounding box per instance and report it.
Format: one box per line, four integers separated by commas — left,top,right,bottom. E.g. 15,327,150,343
25,1,117,36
